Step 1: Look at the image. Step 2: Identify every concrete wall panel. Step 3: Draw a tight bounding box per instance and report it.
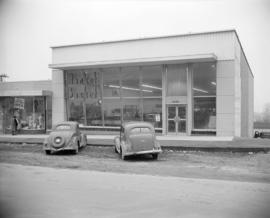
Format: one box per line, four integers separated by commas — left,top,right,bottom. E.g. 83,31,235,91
52,31,235,65
217,77,235,96
217,96,234,114
216,60,235,78
0,81,51,92
52,70,66,126
216,114,234,136
216,60,235,137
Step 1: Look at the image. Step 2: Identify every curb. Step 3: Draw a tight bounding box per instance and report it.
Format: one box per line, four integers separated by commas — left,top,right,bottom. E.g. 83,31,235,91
1,136,270,153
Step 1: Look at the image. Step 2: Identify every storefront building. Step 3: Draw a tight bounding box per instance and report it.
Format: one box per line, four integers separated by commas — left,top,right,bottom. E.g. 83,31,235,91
49,30,254,137
0,81,52,134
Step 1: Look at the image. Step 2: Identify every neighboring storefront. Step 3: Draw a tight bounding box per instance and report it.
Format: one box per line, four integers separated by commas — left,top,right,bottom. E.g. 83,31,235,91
49,30,254,137
0,81,52,134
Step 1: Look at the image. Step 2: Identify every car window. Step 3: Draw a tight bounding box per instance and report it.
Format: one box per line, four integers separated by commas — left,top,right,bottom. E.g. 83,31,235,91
55,125,72,130
130,128,141,134
130,127,152,134
141,127,152,133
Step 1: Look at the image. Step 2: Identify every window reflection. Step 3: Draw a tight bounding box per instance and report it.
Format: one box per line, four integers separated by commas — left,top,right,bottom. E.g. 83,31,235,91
103,68,120,98
193,62,216,96
121,67,140,98
123,99,142,121
86,102,102,126
66,69,102,125
65,65,163,130
141,66,162,97
193,62,216,130
103,99,121,126
143,98,162,128
167,64,187,96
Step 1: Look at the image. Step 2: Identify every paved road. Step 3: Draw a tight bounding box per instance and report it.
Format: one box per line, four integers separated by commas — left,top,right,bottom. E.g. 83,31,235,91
1,163,270,218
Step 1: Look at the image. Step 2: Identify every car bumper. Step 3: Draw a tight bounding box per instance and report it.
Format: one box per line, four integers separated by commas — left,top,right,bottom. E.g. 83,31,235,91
43,143,76,151
124,148,162,157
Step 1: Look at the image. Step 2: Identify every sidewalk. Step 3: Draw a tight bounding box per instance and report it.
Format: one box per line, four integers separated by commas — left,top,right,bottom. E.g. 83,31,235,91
1,133,270,152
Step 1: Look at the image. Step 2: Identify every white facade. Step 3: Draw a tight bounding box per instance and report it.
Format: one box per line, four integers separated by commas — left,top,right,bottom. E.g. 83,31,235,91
49,30,254,137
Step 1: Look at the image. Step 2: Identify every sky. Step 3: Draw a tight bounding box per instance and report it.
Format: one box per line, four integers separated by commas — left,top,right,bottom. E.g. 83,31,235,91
0,0,269,113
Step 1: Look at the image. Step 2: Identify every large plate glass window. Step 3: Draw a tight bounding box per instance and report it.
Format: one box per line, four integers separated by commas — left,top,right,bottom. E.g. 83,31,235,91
193,62,216,130
103,68,121,126
141,65,162,129
66,69,102,125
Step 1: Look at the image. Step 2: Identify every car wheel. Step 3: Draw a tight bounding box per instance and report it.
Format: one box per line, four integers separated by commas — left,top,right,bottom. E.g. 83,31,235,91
45,150,51,155
74,143,79,154
121,153,126,160
152,154,158,160
119,147,125,160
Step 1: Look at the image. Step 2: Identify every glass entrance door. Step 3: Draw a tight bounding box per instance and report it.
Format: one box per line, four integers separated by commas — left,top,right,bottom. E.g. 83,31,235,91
167,105,187,134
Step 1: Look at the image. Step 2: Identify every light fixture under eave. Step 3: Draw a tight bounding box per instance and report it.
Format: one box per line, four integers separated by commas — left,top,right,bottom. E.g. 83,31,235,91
142,89,153,93
193,87,208,93
141,83,162,90
108,84,152,93
211,82,216,86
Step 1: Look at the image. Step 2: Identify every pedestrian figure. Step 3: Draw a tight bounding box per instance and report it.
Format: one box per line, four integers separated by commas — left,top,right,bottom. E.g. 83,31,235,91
11,116,19,135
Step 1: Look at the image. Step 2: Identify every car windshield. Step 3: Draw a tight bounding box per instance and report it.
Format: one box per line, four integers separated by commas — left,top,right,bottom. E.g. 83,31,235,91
55,124,72,130
130,127,152,134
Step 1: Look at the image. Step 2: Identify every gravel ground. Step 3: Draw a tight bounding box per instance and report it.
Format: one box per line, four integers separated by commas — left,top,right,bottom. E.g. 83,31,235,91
0,143,270,183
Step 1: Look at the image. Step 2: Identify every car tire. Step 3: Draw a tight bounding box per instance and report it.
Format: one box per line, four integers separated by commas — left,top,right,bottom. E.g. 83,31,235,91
121,153,126,160
45,150,51,155
152,154,158,160
120,147,126,160
73,143,79,154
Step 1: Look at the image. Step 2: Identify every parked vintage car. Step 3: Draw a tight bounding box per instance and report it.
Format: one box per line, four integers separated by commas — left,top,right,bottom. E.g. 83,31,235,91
114,121,162,160
254,130,270,139
43,121,87,154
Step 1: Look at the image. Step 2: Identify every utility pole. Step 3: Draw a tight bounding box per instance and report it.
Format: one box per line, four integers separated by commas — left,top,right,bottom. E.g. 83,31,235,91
0,74,8,82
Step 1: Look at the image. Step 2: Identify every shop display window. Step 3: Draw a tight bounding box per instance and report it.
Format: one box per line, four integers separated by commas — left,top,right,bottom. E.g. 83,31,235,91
193,62,216,130
141,66,162,97
143,98,162,128
193,97,216,129
103,99,121,126
123,99,142,121
103,68,120,98
66,69,102,125
65,65,163,130
121,67,141,98
0,97,46,133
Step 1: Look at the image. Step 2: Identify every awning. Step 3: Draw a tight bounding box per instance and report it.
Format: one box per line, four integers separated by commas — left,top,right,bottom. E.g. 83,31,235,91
0,90,52,97
49,53,217,70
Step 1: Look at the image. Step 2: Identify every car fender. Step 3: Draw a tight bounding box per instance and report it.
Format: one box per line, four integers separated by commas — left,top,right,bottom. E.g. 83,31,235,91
80,133,87,147
120,140,130,155
114,136,121,153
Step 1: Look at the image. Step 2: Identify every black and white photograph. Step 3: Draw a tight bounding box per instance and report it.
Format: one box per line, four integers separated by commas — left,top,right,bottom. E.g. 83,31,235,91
0,0,270,217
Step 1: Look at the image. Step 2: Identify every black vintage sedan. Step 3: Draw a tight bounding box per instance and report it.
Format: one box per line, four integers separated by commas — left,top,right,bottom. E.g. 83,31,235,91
114,121,162,160
43,121,87,154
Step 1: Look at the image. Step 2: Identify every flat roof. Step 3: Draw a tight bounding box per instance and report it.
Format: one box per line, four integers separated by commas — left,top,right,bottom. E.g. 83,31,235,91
51,29,236,49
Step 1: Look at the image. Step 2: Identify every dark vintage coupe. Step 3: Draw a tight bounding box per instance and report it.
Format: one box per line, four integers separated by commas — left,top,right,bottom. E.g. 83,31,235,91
114,121,162,160
43,121,87,154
